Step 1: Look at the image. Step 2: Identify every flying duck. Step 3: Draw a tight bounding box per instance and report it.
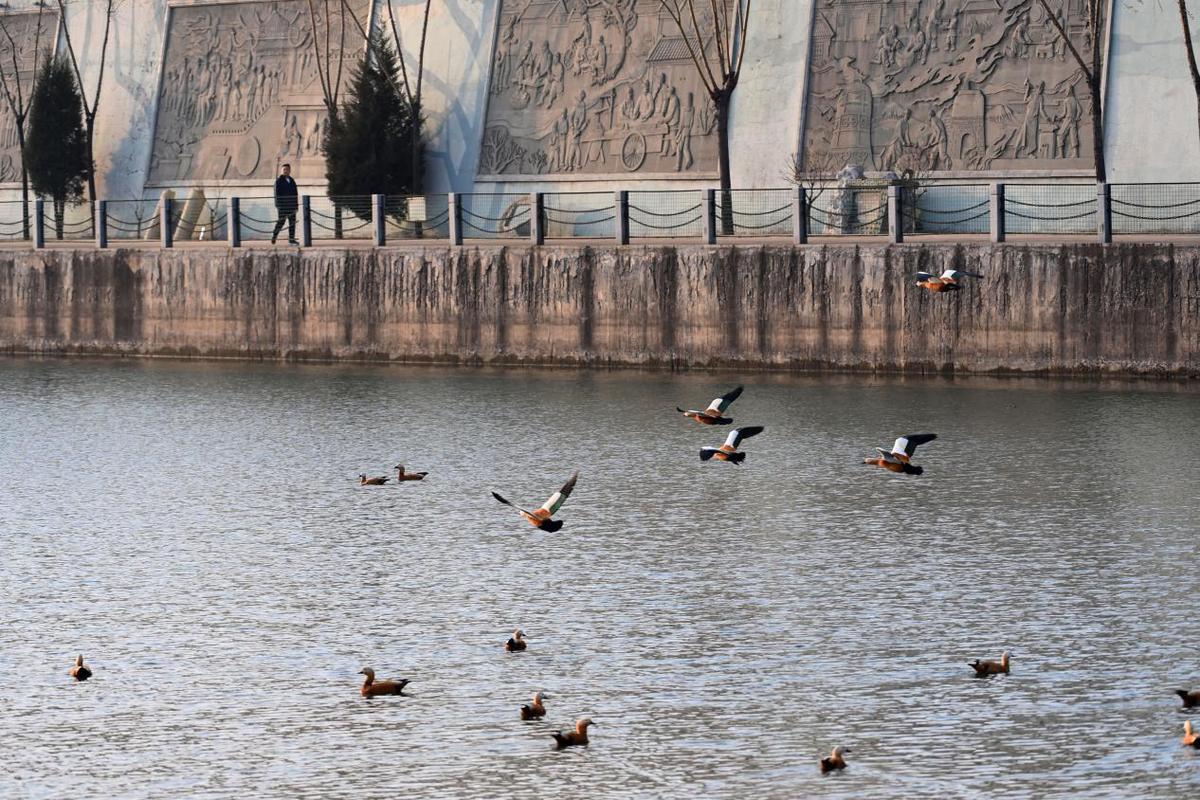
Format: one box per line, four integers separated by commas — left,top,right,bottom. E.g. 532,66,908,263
1185,721,1200,747
520,691,548,720
492,472,578,532
505,629,528,652
677,385,744,425
820,746,850,773
700,425,764,464
394,464,428,482
359,473,390,486
863,433,937,475
968,651,1011,677
1175,689,1200,709
551,718,594,749
69,654,92,682
916,268,983,292
358,667,410,698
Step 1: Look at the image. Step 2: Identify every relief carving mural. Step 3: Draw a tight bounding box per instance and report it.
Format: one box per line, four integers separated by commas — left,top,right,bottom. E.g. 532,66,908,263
147,0,366,186
480,0,721,178
0,11,57,185
801,0,1101,174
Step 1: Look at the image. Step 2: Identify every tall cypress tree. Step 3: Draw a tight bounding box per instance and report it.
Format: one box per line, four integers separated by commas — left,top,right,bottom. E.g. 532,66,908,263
324,36,420,222
26,56,88,239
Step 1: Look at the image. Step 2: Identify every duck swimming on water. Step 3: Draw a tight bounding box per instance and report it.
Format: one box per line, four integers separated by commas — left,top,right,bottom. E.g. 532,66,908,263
863,433,937,475
394,464,428,482
700,425,764,464
1175,689,1200,709
359,473,390,486
819,746,850,774
492,472,579,532
520,691,548,720
916,269,983,293
968,651,1011,677
358,667,410,697
551,718,594,749
677,385,744,425
505,629,527,652
69,654,92,681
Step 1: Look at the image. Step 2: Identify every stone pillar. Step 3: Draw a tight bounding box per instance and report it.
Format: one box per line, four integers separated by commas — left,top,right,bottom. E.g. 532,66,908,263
448,192,463,245
300,195,312,247
1097,182,1112,244
701,188,716,245
161,197,174,248
372,193,386,246
530,192,544,245
228,197,241,248
95,200,108,249
33,198,44,249
990,183,1006,243
793,187,808,245
615,190,629,245
887,185,903,244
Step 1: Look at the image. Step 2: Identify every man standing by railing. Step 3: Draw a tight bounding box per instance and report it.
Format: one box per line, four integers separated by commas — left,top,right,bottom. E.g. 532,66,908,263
271,163,299,245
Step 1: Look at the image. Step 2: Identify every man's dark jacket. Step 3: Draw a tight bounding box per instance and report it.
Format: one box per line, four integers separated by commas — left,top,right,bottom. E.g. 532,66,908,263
274,175,298,213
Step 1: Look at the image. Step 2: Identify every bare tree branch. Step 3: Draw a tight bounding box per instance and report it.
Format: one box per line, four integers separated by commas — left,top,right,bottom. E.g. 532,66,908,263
658,1,716,93
1038,0,1093,83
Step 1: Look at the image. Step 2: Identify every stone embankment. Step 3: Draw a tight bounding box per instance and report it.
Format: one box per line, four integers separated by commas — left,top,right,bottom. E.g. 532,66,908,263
1,243,1197,376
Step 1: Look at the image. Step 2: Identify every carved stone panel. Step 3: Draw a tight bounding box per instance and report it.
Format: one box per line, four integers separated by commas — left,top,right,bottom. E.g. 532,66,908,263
0,11,58,186
147,0,367,187
802,0,1101,174
479,0,722,179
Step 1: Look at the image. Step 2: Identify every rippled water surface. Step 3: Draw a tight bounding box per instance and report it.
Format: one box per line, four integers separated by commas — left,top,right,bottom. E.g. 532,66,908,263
2,359,1200,798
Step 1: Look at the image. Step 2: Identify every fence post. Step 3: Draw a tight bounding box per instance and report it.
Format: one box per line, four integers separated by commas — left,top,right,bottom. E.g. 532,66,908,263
300,195,312,247
372,193,386,246
228,197,241,247
701,188,716,245
1097,182,1112,244
448,192,463,245
990,183,1005,243
793,187,808,245
887,185,903,244
33,198,44,249
530,192,544,245
615,190,629,245
95,200,108,249
161,196,173,249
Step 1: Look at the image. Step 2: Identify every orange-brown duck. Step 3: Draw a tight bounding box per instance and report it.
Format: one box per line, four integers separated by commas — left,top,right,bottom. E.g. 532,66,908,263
520,692,548,720
505,629,528,652
863,433,937,475
916,269,983,293
968,651,1011,677
493,472,578,532
359,473,390,486
394,464,428,482
819,746,850,774
677,385,743,425
699,426,764,464
1175,689,1200,709
1184,721,1200,748
69,654,92,682
551,718,594,749
358,667,409,698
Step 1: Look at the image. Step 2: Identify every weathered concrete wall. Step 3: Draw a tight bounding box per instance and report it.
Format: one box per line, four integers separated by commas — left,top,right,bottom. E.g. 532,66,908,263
1,243,1198,376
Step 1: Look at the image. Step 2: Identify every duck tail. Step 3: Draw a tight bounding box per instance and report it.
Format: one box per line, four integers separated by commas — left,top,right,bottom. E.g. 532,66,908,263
1176,689,1192,702
551,732,567,749
727,452,746,464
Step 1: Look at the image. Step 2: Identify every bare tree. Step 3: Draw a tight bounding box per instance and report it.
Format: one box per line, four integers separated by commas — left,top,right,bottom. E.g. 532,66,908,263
1038,0,1106,181
0,6,50,238
387,0,432,193
1178,0,1200,145
659,0,751,231
56,0,115,205
306,0,370,117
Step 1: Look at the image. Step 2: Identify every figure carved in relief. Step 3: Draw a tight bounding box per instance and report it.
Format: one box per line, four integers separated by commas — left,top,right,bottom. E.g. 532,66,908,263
568,91,589,170
1059,83,1081,158
675,92,695,171
1019,80,1045,157
660,87,680,156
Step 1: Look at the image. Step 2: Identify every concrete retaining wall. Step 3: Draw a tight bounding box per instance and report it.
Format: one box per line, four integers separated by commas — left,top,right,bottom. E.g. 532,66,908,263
1,243,1198,376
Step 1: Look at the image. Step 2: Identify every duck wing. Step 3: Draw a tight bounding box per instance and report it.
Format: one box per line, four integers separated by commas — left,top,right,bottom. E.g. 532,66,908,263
891,433,937,458
942,269,983,281
539,471,579,515
705,385,744,415
725,425,764,449
492,491,535,517
915,271,936,282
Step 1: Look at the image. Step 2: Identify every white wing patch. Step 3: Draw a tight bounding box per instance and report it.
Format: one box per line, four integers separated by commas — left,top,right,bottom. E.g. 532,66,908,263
723,429,741,448
705,396,724,413
539,491,564,514
891,437,911,456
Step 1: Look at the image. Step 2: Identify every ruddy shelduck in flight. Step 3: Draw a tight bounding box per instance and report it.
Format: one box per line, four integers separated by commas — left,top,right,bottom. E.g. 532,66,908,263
520,691,548,720
863,433,937,475
551,718,595,749
820,746,850,774
677,385,743,425
916,268,983,292
358,667,410,698
700,426,764,464
492,472,579,532
69,654,92,682
968,651,1011,677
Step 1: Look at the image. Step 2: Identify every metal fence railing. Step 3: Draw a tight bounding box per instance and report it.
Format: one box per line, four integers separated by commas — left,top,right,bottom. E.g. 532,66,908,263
900,184,990,236
1110,183,1200,236
459,193,529,240
541,192,615,239
714,189,793,238
1003,183,1097,235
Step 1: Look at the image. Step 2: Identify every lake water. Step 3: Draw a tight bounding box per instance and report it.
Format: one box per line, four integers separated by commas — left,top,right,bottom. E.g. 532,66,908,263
2,359,1199,798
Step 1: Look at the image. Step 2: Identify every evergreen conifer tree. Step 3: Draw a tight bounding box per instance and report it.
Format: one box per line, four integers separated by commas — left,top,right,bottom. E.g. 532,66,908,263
26,56,88,239
324,36,420,222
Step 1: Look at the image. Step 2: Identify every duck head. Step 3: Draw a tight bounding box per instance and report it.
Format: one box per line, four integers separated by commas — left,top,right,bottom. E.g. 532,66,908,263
358,667,375,681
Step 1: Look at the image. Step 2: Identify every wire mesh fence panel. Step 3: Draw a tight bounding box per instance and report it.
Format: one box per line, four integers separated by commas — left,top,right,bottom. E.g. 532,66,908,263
104,199,160,241
459,193,530,239
41,202,94,241
234,197,286,241
309,196,373,241
542,192,615,239
806,184,889,236
0,200,32,240
1110,183,1200,236
1003,183,1096,235
628,190,703,239
714,189,793,238
383,194,451,240
903,184,990,236
173,196,227,243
